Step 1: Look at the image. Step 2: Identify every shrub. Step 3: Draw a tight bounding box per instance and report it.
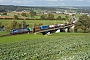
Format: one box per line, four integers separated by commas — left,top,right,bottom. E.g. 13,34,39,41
86,28,90,33
70,28,74,32
14,15,18,19
77,28,84,33
5,25,10,31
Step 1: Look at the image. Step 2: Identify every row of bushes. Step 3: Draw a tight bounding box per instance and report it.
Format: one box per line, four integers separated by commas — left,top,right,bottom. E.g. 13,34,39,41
0,17,40,20
0,17,66,20
70,28,90,33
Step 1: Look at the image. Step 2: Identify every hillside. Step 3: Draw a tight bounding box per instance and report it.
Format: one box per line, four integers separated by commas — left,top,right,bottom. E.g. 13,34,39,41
0,5,90,13
0,33,90,60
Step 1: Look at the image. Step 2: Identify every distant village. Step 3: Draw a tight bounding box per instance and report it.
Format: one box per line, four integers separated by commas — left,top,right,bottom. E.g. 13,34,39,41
0,8,90,15
0,6,90,19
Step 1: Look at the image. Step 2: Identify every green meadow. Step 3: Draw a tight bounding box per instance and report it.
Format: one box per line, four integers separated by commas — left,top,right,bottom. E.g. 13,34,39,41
0,13,90,60
0,33,90,60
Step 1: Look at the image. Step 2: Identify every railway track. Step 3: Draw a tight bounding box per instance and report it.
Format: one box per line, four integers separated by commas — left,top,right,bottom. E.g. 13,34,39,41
0,34,12,37
0,33,29,37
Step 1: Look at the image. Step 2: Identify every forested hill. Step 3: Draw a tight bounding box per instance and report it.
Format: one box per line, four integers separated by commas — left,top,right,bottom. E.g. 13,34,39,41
0,5,31,12
0,5,58,12
0,5,90,13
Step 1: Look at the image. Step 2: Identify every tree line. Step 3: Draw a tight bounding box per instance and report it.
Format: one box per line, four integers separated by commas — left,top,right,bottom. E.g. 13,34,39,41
4,20,27,31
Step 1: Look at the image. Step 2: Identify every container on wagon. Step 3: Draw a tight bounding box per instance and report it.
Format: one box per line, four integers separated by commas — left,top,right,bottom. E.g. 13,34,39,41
33,26,41,32
49,25,55,28
40,25,49,30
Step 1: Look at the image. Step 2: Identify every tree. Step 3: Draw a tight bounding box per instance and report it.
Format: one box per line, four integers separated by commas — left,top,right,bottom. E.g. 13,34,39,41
5,20,21,31
62,18,65,20
40,14,47,20
9,20,18,29
9,20,14,29
21,20,26,28
57,16,61,20
72,14,75,16
74,15,90,32
14,15,18,20
65,15,69,21
5,25,10,31
5,20,28,31
30,10,36,18
15,23,21,29
21,12,28,17
47,13,54,20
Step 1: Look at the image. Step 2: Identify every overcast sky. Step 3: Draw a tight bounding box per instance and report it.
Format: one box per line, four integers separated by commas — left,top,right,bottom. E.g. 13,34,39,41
0,0,90,6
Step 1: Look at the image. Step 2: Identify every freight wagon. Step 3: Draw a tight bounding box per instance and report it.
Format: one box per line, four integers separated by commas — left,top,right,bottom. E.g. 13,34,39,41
40,25,49,30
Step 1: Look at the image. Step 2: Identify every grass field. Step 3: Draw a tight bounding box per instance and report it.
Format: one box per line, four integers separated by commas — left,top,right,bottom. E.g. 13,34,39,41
0,33,90,60
0,31,9,37
0,20,64,27
0,13,89,60
0,33,46,44
0,13,82,28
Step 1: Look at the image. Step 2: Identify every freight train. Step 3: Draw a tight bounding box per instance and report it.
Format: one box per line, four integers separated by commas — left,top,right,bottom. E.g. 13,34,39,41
10,22,73,35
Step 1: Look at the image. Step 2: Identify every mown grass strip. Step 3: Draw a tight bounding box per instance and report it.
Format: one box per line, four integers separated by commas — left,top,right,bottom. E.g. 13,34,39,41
0,33,90,44
0,33,49,44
